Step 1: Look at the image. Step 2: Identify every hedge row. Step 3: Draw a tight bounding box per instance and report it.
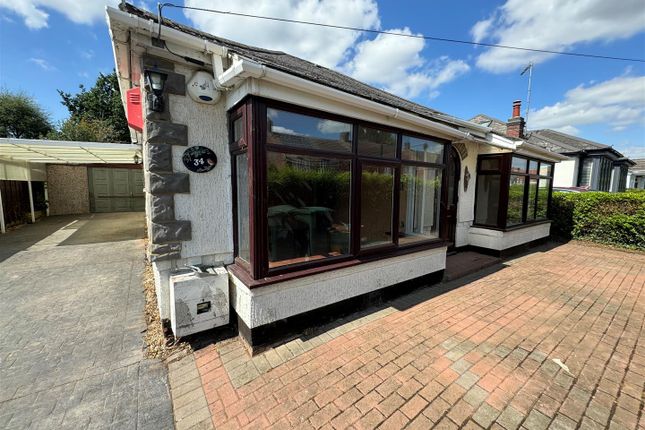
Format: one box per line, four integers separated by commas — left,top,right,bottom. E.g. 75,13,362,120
550,189,645,250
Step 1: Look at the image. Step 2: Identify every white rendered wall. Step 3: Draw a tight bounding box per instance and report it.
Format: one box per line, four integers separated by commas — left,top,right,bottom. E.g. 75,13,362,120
230,246,446,329
170,64,234,264
468,222,551,251
553,158,578,188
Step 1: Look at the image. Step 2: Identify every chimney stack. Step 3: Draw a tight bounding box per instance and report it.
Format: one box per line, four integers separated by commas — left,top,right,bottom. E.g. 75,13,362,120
507,99,525,138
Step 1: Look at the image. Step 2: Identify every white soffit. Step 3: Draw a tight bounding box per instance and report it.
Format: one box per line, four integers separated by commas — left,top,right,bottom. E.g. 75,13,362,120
0,138,141,164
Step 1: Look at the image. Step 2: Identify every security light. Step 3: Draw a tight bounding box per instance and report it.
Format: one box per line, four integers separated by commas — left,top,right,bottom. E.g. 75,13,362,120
145,70,167,112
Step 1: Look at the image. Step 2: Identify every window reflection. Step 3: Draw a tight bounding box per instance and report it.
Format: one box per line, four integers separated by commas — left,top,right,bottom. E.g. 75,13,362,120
399,166,441,244
361,165,394,248
475,174,500,226
511,157,527,173
358,126,397,158
536,179,550,219
236,153,250,262
266,152,351,268
401,135,444,163
507,175,526,226
267,108,352,152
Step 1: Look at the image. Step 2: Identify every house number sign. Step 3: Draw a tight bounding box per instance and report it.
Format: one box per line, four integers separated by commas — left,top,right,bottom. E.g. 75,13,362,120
182,146,217,173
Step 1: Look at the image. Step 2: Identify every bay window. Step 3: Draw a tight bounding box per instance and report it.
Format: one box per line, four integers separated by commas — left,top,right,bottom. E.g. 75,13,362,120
231,98,449,281
474,154,554,229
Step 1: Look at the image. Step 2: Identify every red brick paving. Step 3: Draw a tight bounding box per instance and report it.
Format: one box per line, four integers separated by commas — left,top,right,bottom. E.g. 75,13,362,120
194,243,645,429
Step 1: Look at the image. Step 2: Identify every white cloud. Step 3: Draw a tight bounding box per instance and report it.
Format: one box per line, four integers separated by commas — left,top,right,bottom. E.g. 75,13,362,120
619,145,645,159
184,1,469,100
184,0,380,69
80,49,95,60
343,29,470,99
530,75,645,132
0,0,119,29
29,57,55,71
472,0,645,72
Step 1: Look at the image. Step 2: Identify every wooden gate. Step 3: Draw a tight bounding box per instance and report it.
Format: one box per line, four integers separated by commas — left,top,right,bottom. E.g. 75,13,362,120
0,180,29,227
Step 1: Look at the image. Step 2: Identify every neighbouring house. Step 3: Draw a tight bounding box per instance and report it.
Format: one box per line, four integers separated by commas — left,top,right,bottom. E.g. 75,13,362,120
106,3,568,348
0,138,143,233
471,106,635,192
627,159,645,189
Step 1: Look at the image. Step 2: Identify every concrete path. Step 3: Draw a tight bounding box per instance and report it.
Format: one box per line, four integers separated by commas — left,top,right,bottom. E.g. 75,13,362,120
0,213,174,429
189,242,645,429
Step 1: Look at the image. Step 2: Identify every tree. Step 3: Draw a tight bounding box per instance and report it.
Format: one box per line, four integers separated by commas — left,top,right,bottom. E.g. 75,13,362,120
47,117,118,143
56,71,130,142
0,90,52,138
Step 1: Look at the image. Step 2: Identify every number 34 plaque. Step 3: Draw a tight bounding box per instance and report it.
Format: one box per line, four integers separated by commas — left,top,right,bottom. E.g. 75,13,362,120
182,146,217,173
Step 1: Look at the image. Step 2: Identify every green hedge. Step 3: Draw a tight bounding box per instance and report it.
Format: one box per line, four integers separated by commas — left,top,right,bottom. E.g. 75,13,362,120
550,190,645,250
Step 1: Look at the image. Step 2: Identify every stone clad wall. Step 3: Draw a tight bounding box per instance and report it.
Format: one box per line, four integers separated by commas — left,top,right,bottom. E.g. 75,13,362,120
46,165,90,215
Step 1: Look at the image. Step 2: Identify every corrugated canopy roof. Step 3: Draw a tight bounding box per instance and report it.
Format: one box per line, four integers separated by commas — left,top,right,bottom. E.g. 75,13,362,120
0,138,142,164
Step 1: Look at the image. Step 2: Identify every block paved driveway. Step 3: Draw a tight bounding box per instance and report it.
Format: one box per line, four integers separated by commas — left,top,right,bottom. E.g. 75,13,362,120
187,242,645,429
0,213,173,429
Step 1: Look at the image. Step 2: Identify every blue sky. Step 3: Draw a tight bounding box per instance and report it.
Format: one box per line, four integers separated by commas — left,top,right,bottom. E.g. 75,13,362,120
1,0,644,157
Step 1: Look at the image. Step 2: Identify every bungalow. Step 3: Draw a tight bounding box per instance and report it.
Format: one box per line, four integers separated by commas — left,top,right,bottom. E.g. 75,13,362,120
471,110,635,192
106,3,567,348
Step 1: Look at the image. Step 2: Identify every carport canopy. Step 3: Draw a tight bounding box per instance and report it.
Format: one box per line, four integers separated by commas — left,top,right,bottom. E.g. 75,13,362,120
0,138,141,164
0,138,142,234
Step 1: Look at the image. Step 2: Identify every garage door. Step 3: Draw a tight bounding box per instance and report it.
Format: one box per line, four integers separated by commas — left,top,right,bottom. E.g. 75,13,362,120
88,168,144,213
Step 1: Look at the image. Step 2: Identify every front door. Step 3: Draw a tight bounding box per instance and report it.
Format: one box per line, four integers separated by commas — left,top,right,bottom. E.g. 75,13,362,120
443,146,460,250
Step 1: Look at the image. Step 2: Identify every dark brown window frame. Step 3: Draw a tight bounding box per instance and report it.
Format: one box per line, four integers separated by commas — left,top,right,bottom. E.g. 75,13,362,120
473,153,554,230
230,96,451,284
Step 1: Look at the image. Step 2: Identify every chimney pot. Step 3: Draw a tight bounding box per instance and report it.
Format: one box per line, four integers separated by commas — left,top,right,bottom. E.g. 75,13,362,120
512,100,522,118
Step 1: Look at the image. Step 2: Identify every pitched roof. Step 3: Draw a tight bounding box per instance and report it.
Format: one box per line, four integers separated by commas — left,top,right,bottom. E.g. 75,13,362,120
630,158,645,171
468,113,628,156
469,114,508,135
119,3,467,130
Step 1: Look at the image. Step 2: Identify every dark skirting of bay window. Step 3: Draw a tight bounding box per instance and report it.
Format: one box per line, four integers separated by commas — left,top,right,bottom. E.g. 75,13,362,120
230,96,452,283
473,153,554,230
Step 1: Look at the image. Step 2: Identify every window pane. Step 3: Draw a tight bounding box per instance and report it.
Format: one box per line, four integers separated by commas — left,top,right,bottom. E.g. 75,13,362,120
399,166,442,244
267,108,352,152
474,174,500,225
579,158,592,187
358,126,397,158
536,179,550,219
539,162,552,177
511,157,527,173
233,116,244,144
236,153,250,262
507,175,526,226
480,157,500,170
527,178,538,221
266,152,351,268
401,135,444,163
529,160,539,175
361,165,394,248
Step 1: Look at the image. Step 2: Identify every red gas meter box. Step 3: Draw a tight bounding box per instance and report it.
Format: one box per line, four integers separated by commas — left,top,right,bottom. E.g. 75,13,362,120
126,87,144,132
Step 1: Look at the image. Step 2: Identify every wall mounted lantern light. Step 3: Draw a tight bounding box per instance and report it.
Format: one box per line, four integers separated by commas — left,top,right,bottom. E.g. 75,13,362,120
133,153,142,165
145,70,167,112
